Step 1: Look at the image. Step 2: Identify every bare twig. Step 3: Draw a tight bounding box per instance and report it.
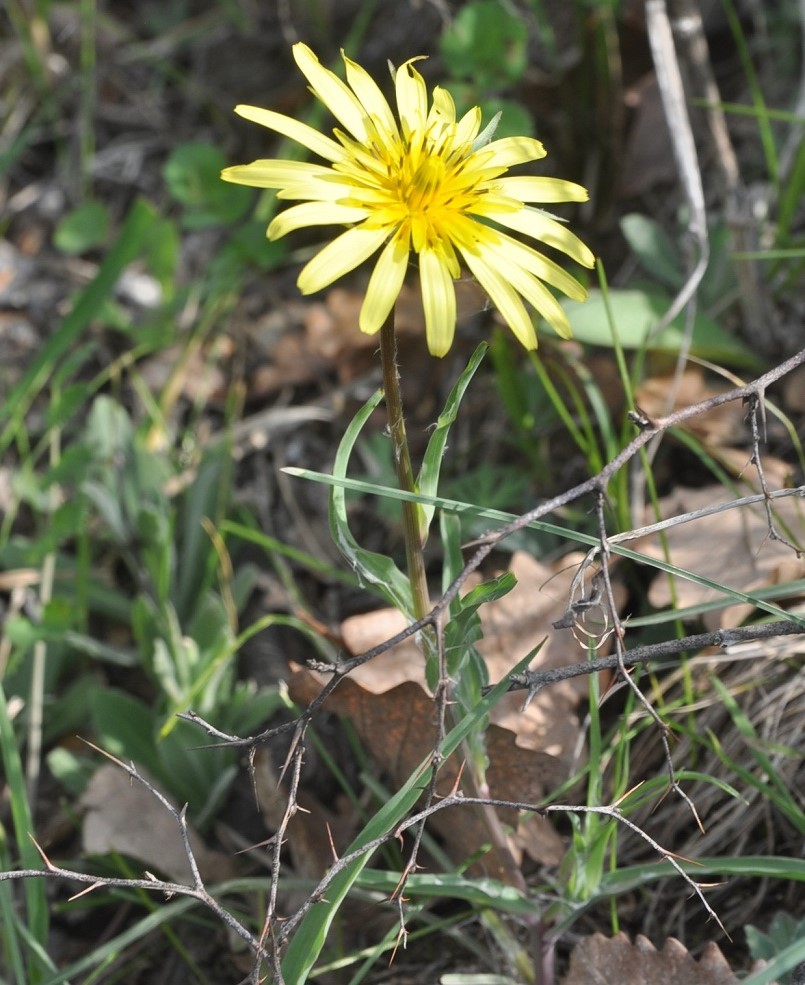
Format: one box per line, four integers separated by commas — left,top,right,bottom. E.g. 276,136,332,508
7,353,803,975
496,620,805,701
1,745,268,962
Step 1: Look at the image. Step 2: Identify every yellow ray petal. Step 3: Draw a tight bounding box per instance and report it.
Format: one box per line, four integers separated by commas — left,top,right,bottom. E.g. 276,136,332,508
221,159,334,189
297,225,389,294
460,248,538,349
455,106,482,147
268,202,371,239
343,53,399,143
292,43,369,142
502,262,574,338
485,135,546,166
492,232,589,300
233,105,345,162
419,249,457,357
496,175,590,204
360,234,410,334
395,58,428,136
481,206,596,267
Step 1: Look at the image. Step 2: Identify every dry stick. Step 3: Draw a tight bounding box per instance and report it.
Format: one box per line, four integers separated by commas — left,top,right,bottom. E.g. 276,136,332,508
174,349,805,956
181,349,805,754
639,0,709,524
645,0,709,338
594,488,705,833
8,365,803,971
0,746,268,962
746,392,803,556
497,619,805,701
256,726,308,985
667,0,775,353
241,784,733,947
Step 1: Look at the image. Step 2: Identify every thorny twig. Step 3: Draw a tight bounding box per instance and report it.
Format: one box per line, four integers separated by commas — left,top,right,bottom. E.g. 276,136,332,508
182,349,805,977
0,745,269,964
746,392,803,556
179,349,805,975
5,352,805,979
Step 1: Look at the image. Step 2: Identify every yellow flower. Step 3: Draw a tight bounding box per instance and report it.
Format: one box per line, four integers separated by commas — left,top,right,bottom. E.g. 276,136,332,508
222,43,594,357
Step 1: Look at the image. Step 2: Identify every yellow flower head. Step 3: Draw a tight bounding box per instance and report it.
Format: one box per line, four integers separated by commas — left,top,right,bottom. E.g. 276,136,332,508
222,43,594,357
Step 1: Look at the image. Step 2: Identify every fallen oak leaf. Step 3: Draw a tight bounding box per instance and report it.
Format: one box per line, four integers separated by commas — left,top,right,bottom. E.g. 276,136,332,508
560,933,746,985
639,485,805,628
288,551,626,870
288,669,567,872
80,765,234,885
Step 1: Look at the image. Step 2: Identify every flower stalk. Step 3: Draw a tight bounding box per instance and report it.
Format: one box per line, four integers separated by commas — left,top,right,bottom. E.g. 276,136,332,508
379,309,430,621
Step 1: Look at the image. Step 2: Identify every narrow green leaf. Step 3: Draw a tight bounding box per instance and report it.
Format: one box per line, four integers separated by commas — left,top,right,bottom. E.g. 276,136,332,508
328,389,412,613
284,469,804,628
418,342,487,535
0,683,51,981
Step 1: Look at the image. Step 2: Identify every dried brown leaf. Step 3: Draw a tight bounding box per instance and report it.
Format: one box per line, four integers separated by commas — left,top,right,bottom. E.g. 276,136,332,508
640,485,805,627
561,933,741,985
80,765,234,884
635,368,747,447
288,551,626,869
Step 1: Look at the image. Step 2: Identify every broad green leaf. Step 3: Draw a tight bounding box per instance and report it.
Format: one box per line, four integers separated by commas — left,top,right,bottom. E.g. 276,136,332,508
53,200,110,254
164,142,251,227
440,0,528,87
559,288,762,368
90,688,161,778
742,938,805,985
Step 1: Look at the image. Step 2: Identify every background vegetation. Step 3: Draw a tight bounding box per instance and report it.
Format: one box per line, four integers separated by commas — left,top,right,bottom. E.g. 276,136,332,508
1,1,804,983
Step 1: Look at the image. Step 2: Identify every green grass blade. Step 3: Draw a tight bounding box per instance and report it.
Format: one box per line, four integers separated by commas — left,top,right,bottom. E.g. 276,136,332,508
0,683,54,982
284,469,805,627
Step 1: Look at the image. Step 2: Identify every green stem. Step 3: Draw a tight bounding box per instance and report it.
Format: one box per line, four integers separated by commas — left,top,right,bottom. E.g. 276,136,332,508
379,309,430,621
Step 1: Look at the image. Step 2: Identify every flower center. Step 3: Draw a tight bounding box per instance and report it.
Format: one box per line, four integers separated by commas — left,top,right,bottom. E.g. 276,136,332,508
400,153,447,214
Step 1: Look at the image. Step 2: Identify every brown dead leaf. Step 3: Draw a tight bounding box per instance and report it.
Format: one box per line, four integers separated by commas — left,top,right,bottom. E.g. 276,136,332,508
640,485,805,628
635,367,795,493
81,765,234,884
288,671,567,872
288,550,626,870
305,281,486,380
782,364,805,413
560,933,742,985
